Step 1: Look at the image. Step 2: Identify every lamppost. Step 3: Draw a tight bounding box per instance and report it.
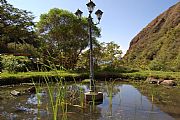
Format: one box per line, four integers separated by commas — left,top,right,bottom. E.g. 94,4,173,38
75,0,103,101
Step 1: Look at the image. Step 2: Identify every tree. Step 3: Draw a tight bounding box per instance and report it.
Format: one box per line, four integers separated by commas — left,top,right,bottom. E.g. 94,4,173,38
0,0,37,53
77,41,123,70
36,8,100,69
100,41,122,68
76,40,102,70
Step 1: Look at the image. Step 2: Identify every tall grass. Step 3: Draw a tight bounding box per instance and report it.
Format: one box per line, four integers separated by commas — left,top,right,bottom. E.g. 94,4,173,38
105,79,115,116
79,83,84,108
32,54,90,120
31,55,69,120
33,81,43,120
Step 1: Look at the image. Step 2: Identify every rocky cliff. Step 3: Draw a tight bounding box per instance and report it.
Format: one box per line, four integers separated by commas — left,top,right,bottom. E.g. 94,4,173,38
124,2,180,71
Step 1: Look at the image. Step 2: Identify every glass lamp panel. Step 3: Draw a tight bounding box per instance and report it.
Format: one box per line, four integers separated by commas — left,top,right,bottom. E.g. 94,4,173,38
75,9,83,19
95,9,103,21
86,1,96,13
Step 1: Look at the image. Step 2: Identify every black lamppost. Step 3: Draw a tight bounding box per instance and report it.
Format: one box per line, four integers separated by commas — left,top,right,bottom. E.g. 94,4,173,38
75,0,103,101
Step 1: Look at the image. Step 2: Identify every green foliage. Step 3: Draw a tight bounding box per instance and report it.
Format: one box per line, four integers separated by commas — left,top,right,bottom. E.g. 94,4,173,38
173,54,180,71
1,55,31,73
0,0,37,53
97,42,122,68
7,42,39,57
0,55,2,72
36,8,100,69
77,41,123,71
148,59,166,71
122,70,180,80
100,65,138,73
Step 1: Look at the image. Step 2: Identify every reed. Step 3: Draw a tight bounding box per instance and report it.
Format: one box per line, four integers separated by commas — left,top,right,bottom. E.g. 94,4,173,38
105,79,115,116
79,83,85,108
31,56,69,120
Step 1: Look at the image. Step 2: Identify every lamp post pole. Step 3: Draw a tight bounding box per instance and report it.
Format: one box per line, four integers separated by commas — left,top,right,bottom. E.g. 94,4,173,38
75,0,103,102
88,13,94,92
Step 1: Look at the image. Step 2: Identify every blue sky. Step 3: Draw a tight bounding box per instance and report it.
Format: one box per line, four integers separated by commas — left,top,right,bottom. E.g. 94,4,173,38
8,0,179,55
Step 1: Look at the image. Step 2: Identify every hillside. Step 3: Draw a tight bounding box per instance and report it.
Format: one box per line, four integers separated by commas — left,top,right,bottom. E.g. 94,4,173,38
123,2,180,71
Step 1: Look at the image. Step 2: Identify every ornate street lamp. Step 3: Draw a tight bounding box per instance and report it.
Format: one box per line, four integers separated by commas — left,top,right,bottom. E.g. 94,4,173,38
86,0,96,13
75,0,103,102
95,9,103,22
75,9,83,19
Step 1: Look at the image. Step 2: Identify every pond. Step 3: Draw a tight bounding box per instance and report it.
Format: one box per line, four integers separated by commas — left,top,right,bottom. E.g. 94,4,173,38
0,81,179,120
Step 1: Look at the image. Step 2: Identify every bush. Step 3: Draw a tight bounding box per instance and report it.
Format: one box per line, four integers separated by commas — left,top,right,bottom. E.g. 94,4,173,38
0,55,2,72
1,55,32,73
148,60,166,71
100,65,138,73
7,43,39,57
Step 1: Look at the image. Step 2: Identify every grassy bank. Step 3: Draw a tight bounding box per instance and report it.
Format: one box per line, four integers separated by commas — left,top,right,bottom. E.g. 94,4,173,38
0,71,84,85
121,71,180,80
0,70,180,85
0,70,79,79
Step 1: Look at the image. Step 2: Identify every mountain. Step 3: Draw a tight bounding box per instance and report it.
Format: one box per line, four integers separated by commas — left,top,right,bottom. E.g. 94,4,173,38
123,2,180,71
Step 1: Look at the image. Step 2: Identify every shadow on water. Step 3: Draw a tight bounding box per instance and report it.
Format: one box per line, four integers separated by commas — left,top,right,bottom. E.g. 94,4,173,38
0,82,179,120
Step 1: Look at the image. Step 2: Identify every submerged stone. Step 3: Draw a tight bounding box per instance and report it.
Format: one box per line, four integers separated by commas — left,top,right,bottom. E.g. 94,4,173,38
10,90,21,96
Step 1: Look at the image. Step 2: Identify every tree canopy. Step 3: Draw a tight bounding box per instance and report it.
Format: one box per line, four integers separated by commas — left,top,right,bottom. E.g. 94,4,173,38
77,41,122,70
0,0,37,53
37,8,101,69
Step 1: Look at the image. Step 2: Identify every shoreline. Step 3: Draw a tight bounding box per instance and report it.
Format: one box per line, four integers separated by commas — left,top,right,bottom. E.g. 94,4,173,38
0,71,179,86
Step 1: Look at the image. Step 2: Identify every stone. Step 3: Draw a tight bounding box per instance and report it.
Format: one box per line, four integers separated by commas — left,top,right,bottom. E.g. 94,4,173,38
145,77,162,84
11,90,21,96
27,86,36,94
160,80,177,86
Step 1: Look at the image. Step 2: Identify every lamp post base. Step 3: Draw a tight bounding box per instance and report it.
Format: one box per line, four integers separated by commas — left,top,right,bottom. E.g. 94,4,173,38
85,91,103,102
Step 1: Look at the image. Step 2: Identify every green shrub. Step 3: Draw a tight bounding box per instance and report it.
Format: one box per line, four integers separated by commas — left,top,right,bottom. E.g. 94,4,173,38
148,60,166,71
1,55,32,73
7,43,39,57
100,65,138,73
0,55,2,72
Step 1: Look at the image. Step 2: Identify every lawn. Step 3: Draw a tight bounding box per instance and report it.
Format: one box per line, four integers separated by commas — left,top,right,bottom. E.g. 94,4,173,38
122,71,180,80
0,70,79,79
0,70,179,86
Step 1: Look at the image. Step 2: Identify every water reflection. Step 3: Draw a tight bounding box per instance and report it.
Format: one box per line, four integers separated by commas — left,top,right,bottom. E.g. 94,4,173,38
0,82,179,120
99,84,175,120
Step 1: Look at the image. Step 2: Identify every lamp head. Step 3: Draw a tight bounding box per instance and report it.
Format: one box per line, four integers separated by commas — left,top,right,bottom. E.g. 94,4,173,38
95,9,103,22
75,9,83,19
86,0,96,13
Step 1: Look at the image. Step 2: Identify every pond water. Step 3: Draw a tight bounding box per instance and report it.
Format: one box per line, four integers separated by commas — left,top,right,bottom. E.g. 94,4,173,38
0,82,179,120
